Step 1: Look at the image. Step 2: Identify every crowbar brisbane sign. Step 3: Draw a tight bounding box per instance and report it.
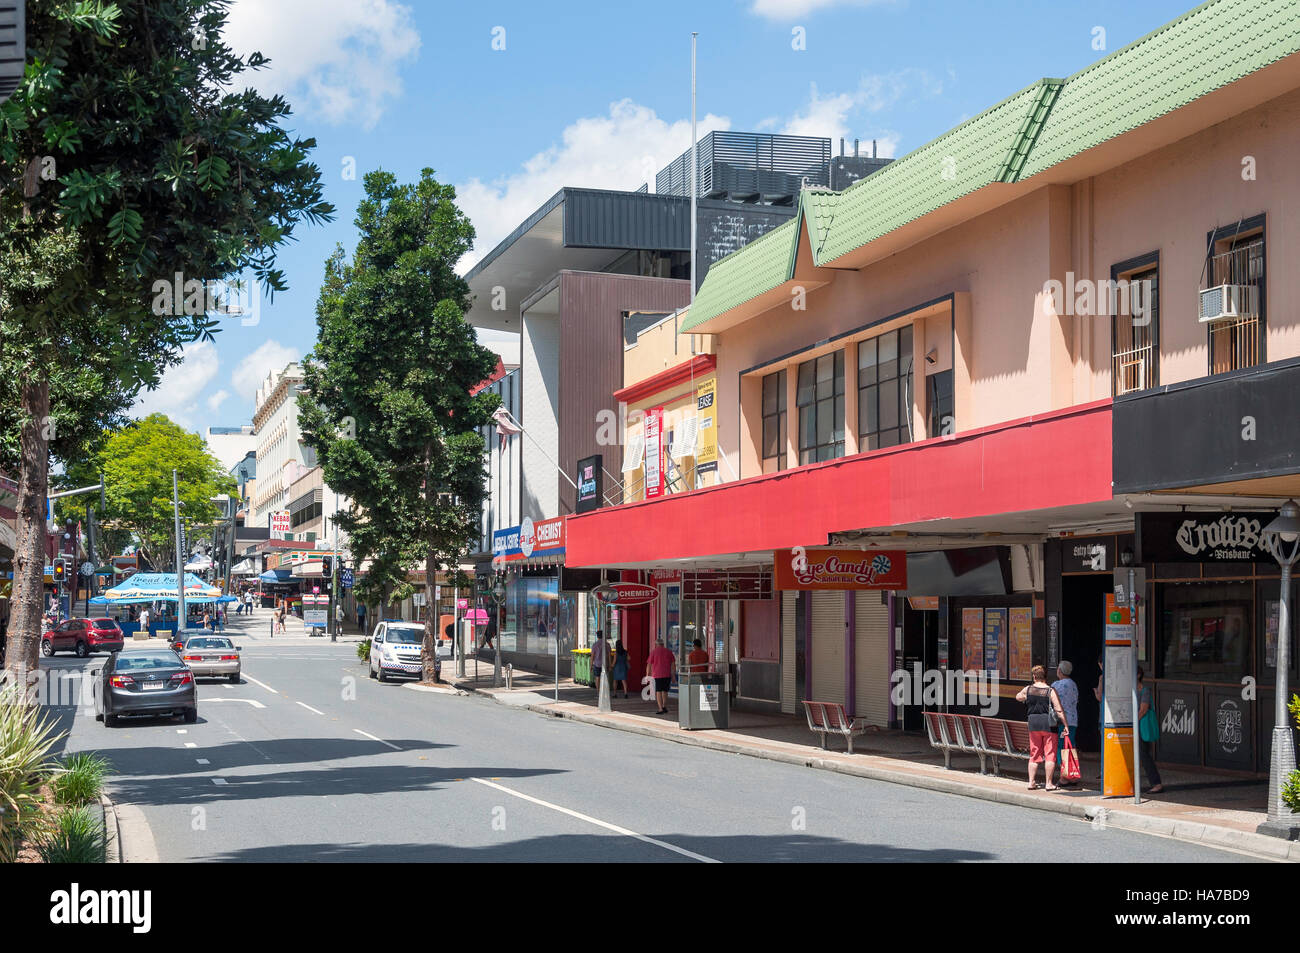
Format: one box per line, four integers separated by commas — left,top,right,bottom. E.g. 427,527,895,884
773,547,908,590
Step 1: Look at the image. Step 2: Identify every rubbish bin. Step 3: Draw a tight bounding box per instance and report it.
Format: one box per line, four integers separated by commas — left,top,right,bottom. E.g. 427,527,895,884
572,649,591,686
678,672,729,730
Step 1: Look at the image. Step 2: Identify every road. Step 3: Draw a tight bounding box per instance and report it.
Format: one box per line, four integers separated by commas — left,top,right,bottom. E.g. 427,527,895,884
39,614,1256,863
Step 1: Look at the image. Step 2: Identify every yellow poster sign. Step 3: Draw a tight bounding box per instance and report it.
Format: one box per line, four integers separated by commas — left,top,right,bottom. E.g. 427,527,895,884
695,376,717,468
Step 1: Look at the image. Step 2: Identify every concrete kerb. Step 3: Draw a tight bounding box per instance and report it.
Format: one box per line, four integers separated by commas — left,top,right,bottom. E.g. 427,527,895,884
456,682,1299,863
100,792,122,864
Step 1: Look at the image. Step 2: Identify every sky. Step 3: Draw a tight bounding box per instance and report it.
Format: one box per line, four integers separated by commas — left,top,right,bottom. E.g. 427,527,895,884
134,0,1200,436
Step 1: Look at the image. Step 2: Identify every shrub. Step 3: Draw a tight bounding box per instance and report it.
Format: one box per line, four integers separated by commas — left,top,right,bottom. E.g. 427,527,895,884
39,806,105,864
0,687,63,863
357,638,371,662
53,752,110,807
1284,694,1300,814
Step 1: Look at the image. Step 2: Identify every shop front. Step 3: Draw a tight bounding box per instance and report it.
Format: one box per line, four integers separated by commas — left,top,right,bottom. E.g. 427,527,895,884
491,517,579,676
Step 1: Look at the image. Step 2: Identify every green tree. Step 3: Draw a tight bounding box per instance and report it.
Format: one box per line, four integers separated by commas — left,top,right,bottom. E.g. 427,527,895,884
299,169,499,681
1,1,332,687
58,416,232,571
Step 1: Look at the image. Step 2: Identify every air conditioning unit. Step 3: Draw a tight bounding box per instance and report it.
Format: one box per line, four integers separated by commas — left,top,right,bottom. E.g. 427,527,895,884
1198,284,1258,324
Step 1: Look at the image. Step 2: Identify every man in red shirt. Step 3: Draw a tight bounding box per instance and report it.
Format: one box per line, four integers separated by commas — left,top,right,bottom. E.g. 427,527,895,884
686,639,709,674
646,637,676,715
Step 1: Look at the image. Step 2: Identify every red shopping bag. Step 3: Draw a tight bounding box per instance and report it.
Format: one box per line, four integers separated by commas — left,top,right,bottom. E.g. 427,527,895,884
1060,734,1081,782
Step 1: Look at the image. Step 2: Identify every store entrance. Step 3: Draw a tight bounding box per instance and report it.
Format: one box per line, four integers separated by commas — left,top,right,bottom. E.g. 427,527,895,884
899,600,937,732
1062,574,1109,752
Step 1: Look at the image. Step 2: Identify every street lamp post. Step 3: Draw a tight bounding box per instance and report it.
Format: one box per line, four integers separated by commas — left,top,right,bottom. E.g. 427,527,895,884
1261,499,1300,840
491,573,506,687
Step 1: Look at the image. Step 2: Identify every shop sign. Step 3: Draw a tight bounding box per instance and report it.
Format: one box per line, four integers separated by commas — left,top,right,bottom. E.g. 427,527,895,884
695,377,717,472
1061,537,1111,572
1205,689,1252,770
644,407,664,499
492,516,565,562
1135,511,1274,564
648,569,682,585
269,510,291,535
1155,688,1200,765
593,582,658,607
683,570,771,600
576,455,602,514
773,548,907,591
907,596,939,611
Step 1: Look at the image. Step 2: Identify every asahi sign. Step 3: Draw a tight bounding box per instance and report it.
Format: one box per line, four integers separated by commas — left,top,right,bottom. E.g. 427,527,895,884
1136,511,1274,564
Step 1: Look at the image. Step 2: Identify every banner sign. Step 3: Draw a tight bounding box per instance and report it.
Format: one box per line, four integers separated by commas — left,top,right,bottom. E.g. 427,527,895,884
1135,511,1274,564
648,569,682,585
1008,606,1033,681
683,570,772,601
269,510,291,535
984,607,1007,677
773,548,907,590
695,377,718,471
961,608,983,672
644,407,664,499
576,454,602,514
593,582,658,607
492,516,566,562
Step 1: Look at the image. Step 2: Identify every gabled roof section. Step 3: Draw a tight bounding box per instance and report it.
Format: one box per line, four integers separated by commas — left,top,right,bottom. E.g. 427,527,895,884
800,188,841,260
680,217,799,333
1020,0,1300,178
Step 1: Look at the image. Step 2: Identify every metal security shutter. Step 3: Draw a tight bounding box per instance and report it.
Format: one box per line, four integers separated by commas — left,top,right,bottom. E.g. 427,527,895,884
810,591,845,705
855,591,890,727
780,591,796,714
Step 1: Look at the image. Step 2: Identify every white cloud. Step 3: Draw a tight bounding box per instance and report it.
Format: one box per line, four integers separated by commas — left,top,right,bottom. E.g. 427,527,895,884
207,389,231,414
782,70,942,154
223,0,420,130
232,340,300,404
750,0,893,19
456,99,732,272
132,340,221,433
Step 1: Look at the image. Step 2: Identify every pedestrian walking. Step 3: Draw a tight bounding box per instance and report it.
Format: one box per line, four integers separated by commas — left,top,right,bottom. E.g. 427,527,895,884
1137,666,1164,793
138,607,150,636
245,591,254,615
356,602,366,632
647,637,675,714
275,604,286,635
1015,665,1071,791
590,630,609,690
612,639,630,698
214,606,224,632
1051,660,1079,784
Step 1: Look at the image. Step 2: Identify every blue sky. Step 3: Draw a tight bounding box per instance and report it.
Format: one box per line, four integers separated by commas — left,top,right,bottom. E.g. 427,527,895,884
141,0,1199,437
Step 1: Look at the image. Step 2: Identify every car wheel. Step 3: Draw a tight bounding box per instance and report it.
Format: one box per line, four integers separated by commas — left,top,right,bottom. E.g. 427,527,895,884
104,711,118,728
75,641,88,658
41,640,54,657
184,708,198,724
229,673,240,683
368,660,377,680
377,665,387,683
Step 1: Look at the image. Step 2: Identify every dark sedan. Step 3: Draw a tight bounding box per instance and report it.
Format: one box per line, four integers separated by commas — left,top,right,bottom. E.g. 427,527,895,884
97,649,198,727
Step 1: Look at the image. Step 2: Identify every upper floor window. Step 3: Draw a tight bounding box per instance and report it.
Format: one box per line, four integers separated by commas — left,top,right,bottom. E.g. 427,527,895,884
762,369,787,473
1111,253,1159,396
797,351,844,464
859,326,914,450
1202,218,1265,376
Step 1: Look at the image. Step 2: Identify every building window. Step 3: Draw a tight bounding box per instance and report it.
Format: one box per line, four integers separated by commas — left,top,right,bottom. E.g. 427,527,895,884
927,370,953,438
761,369,787,473
858,326,913,450
1111,254,1159,396
797,351,844,464
1204,219,1265,376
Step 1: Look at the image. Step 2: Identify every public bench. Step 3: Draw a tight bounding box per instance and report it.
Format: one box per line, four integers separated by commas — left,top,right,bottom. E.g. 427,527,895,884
922,711,1033,776
802,701,870,754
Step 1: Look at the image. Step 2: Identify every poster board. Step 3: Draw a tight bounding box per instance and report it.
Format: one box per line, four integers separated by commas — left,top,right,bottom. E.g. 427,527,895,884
961,608,983,672
1102,725,1135,798
1103,643,1134,724
1008,607,1032,681
983,608,1007,676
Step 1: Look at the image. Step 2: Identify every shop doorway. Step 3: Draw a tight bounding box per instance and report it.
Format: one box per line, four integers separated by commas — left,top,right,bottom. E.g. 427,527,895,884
898,600,937,732
1062,574,1110,752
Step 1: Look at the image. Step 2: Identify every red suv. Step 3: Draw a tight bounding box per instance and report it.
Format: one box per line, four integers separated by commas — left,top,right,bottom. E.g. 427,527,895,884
42,618,125,657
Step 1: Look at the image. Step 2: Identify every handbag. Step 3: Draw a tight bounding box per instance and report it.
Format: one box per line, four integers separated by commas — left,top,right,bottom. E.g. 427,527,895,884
1060,734,1081,782
1139,708,1160,742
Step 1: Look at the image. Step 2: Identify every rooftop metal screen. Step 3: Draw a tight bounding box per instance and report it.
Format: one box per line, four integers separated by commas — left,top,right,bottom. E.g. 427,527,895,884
656,132,831,200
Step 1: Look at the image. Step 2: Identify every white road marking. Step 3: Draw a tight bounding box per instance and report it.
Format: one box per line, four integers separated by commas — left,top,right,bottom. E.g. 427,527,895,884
296,701,325,715
205,698,267,709
353,728,401,751
196,759,210,765
176,729,187,734
212,778,228,785
243,675,279,694
184,742,197,749
470,778,720,863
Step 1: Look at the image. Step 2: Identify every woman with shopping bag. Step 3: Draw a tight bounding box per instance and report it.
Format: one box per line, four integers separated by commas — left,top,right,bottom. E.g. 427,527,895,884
1136,666,1164,793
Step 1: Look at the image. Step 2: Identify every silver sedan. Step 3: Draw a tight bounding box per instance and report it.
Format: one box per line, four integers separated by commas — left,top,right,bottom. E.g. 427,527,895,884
180,636,243,682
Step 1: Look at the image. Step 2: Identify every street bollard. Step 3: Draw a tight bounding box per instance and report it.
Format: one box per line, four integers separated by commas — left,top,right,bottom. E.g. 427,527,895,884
270,619,274,639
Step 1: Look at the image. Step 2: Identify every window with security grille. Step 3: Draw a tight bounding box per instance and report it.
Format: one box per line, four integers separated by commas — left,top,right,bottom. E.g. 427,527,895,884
1111,254,1159,396
1205,224,1265,376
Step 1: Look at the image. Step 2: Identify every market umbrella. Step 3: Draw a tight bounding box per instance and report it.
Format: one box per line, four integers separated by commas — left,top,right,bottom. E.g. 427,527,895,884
100,572,220,603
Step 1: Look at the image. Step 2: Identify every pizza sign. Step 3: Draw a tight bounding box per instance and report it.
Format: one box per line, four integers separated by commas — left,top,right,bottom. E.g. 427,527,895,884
773,548,908,590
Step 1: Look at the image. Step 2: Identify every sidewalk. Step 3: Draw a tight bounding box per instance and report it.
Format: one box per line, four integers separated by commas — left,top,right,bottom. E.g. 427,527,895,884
445,655,1299,862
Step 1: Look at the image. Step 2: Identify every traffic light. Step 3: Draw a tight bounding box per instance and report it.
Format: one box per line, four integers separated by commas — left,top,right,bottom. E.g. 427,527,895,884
52,559,66,583
322,556,332,577
0,2,23,107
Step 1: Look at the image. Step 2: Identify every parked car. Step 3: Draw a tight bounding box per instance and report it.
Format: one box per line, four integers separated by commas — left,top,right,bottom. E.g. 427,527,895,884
41,618,124,658
368,621,439,682
96,649,197,726
179,635,242,682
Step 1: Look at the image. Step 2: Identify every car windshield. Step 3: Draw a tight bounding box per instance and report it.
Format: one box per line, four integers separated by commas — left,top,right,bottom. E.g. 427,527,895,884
91,620,119,629
386,626,423,644
115,654,181,671
186,638,232,650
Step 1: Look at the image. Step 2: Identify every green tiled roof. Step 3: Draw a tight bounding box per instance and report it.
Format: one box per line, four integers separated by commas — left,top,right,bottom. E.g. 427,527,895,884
681,0,1300,333
682,217,799,333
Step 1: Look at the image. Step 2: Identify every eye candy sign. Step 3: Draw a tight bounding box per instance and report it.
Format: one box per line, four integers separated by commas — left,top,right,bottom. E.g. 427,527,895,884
773,548,908,590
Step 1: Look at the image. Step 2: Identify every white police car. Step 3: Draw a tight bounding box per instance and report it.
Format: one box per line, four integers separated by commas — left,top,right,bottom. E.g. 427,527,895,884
368,621,437,682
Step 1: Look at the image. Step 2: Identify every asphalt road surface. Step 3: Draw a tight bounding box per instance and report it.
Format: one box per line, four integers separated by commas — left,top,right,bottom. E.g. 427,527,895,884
38,618,1257,863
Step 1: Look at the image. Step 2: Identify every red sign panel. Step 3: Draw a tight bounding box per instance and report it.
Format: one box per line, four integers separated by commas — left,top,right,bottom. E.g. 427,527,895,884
593,582,659,607
648,569,682,585
773,548,908,590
